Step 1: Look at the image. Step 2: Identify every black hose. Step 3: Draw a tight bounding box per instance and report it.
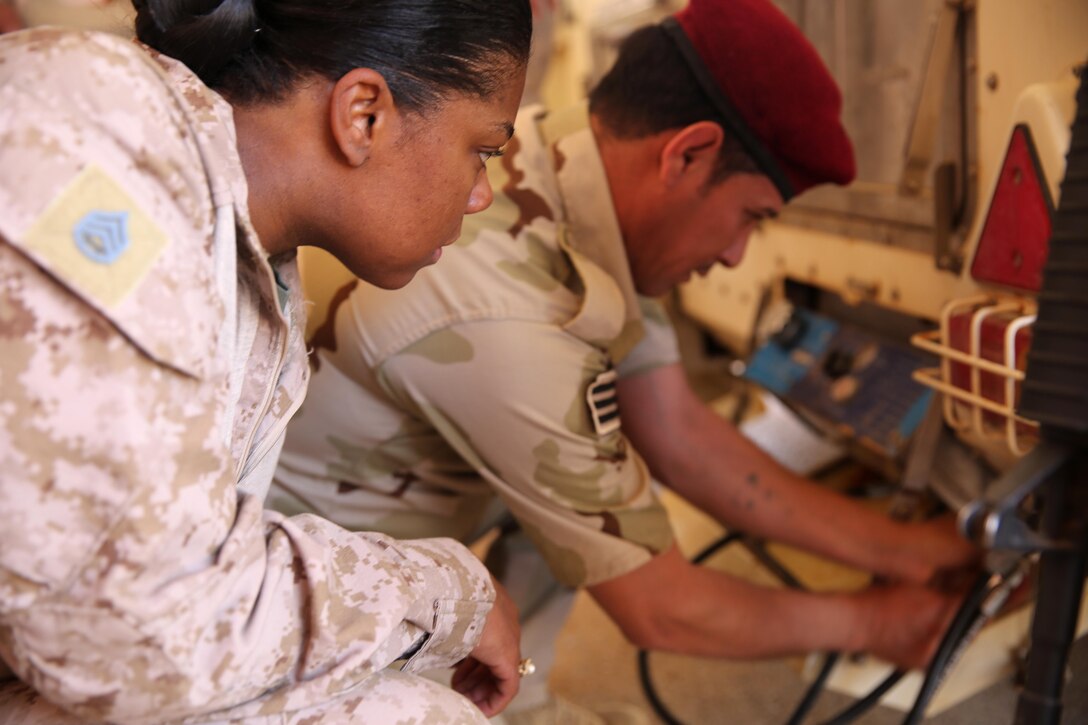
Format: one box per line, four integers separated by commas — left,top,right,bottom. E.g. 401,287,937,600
901,571,993,725
637,648,685,725
818,669,905,725
744,538,805,590
785,653,839,725
637,532,995,725
700,536,887,725
692,532,746,566
637,533,745,725
818,568,996,725
638,532,846,725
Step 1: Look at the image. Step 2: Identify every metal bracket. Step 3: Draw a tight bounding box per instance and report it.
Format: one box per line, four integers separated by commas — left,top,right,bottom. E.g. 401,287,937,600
934,161,964,272
957,441,1075,552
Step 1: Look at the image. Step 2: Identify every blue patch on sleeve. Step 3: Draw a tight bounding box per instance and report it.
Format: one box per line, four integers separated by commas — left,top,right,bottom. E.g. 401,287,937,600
73,210,131,264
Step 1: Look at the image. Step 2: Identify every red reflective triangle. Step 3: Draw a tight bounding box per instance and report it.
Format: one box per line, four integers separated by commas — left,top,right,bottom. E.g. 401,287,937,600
970,124,1054,292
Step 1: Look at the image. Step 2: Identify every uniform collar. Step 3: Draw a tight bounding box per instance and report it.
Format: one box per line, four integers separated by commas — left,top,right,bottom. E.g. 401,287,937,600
539,102,644,360
148,43,297,325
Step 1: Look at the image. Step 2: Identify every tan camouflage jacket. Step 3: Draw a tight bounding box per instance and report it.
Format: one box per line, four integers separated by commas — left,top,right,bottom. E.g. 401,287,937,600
274,104,678,588
0,29,493,723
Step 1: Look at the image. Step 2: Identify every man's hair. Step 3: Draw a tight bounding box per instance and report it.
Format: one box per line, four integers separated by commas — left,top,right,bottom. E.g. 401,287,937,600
588,24,760,184
134,0,532,107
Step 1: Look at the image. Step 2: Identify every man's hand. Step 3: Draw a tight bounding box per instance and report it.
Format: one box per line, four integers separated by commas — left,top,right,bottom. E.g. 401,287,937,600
451,578,522,717
887,515,982,587
854,582,965,671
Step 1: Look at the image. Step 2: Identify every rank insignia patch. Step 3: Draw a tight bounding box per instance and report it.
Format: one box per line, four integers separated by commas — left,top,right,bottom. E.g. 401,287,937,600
22,164,169,309
586,368,620,436
73,210,131,264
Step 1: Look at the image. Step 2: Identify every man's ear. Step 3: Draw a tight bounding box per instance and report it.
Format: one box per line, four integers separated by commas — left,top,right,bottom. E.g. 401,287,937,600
659,121,724,188
329,67,397,167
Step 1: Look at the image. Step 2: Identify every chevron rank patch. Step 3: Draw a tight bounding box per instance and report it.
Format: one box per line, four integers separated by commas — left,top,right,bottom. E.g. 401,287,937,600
586,368,621,436
21,164,169,309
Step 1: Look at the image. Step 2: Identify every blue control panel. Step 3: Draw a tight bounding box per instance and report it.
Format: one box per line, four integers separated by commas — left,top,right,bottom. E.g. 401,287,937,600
744,308,934,459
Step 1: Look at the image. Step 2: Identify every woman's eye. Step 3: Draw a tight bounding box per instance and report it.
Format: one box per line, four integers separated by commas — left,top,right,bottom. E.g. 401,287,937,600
478,147,506,165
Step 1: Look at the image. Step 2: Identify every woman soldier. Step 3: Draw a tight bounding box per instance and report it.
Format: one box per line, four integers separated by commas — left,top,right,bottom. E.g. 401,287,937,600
0,1,529,722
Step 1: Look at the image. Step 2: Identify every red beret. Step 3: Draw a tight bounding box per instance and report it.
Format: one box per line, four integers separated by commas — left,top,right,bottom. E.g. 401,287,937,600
667,0,856,199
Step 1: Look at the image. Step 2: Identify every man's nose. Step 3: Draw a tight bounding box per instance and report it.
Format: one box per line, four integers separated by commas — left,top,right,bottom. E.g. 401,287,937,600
718,234,751,267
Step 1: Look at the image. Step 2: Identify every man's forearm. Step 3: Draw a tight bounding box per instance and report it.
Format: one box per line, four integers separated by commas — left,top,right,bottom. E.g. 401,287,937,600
588,545,954,669
668,404,916,577
618,365,920,579
589,546,862,658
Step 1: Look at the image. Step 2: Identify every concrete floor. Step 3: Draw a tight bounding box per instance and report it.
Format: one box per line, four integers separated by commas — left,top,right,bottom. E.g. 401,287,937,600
547,486,1088,725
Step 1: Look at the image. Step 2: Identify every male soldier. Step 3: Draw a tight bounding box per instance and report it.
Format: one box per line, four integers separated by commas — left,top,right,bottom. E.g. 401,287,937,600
273,0,977,719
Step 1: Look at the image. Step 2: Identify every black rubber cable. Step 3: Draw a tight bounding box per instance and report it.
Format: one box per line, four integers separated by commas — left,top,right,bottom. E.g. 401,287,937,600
801,567,995,725
637,533,992,725
901,571,993,725
692,532,747,566
745,537,804,589
818,669,905,725
638,533,846,725
747,538,847,725
785,653,840,725
636,532,742,725
637,649,685,725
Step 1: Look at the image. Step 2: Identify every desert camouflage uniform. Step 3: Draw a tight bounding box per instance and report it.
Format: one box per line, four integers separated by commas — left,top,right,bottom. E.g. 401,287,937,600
0,29,494,724
273,104,679,589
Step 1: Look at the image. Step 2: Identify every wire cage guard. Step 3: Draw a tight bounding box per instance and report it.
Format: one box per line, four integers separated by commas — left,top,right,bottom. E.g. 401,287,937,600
911,294,1041,457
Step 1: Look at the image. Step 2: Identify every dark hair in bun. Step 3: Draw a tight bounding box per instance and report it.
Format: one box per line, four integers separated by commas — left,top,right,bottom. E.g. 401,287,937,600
134,0,532,106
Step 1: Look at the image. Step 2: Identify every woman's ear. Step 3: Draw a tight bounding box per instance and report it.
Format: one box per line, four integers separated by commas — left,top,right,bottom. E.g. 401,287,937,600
329,67,397,167
658,121,724,188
